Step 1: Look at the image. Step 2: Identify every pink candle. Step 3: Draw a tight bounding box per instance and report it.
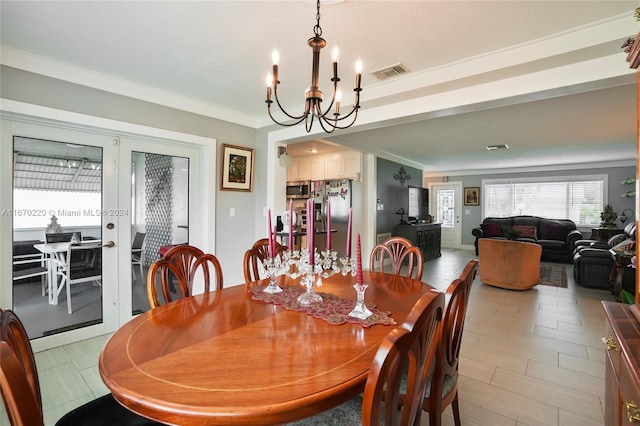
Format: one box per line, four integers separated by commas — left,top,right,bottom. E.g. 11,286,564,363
346,208,353,257
326,201,331,250
288,199,294,249
356,232,363,285
272,226,277,257
307,199,314,263
267,209,274,257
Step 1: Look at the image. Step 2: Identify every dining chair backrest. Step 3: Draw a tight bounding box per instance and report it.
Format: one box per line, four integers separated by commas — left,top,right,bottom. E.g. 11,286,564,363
0,308,43,425
422,267,476,426
362,290,444,426
162,244,204,279
0,341,44,426
148,247,224,308
243,238,289,284
369,236,424,281
0,308,163,426
458,259,478,296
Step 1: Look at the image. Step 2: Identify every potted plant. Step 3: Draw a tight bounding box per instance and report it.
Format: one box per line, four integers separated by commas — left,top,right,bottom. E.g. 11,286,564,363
600,204,618,227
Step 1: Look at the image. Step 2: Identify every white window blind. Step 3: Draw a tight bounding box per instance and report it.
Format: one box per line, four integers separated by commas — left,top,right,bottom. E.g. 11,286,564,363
483,175,606,226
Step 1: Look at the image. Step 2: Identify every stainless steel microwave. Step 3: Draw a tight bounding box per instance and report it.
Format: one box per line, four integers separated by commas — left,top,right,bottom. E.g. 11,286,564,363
286,181,311,199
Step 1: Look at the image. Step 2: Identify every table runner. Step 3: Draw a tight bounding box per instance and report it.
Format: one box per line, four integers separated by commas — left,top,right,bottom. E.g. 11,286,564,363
249,285,396,328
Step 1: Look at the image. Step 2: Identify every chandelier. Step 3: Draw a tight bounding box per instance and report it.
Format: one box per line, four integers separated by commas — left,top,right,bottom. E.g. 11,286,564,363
265,0,362,133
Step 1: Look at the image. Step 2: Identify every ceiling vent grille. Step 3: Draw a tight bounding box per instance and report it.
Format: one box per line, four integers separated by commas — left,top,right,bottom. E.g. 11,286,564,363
485,144,509,151
370,63,409,80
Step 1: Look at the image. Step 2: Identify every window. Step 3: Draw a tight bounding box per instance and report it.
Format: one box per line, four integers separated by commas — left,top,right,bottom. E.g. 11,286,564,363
483,175,607,226
13,189,101,229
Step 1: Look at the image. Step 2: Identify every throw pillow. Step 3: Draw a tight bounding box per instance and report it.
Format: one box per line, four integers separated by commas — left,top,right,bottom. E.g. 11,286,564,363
512,225,537,239
501,225,519,240
540,222,568,241
481,222,502,237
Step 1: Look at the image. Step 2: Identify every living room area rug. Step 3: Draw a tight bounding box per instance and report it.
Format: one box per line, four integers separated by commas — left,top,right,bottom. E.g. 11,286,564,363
539,264,568,288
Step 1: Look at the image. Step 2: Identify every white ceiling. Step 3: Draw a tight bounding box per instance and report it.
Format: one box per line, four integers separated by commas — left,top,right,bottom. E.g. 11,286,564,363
1,1,638,175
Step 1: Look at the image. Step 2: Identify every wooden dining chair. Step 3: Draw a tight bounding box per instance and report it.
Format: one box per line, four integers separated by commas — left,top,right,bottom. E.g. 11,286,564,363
243,238,289,283
288,290,444,426
0,308,161,426
369,236,424,281
421,260,478,426
147,247,223,308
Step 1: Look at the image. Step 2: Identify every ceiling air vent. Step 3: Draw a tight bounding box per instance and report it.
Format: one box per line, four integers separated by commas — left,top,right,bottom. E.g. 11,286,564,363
485,144,509,151
370,63,409,81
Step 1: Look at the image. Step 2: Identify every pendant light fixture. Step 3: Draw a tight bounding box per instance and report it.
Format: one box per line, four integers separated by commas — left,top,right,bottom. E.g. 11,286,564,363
265,0,362,133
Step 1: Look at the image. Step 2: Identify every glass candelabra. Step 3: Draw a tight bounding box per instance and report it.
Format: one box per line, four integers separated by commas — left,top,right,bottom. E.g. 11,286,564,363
348,283,372,320
261,256,287,294
283,247,351,306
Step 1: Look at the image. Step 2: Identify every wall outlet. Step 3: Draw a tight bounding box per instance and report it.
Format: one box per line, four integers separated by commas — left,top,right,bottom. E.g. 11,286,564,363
230,207,236,217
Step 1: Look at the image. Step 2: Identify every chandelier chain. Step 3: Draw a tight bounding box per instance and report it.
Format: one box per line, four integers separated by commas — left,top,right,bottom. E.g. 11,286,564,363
314,0,322,37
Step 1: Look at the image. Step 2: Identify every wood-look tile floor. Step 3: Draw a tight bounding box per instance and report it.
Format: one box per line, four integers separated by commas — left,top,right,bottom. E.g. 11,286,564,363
5,248,615,425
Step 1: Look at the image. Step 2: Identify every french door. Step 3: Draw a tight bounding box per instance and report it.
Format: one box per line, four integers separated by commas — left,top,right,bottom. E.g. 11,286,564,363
429,182,462,249
1,110,212,351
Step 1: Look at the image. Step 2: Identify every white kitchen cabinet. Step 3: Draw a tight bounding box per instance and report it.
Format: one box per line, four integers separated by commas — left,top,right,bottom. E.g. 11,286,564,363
287,157,311,181
287,159,300,182
324,151,362,180
311,157,325,181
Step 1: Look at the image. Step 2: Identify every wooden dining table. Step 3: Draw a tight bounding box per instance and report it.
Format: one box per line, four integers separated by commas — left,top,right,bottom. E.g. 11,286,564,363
99,271,437,425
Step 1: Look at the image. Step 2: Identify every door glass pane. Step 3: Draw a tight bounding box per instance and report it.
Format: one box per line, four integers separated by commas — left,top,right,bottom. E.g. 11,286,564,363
131,152,189,315
436,189,455,228
12,137,103,339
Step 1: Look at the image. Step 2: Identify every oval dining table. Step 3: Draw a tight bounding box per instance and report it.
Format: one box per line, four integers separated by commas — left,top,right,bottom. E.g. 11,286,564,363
99,271,436,425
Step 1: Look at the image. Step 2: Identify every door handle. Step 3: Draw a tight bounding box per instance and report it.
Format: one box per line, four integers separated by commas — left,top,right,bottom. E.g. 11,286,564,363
102,241,115,248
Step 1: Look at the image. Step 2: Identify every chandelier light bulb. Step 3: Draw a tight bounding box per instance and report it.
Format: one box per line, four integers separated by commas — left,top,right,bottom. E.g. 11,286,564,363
331,46,339,63
271,50,280,65
335,88,343,103
355,59,363,74
266,73,273,88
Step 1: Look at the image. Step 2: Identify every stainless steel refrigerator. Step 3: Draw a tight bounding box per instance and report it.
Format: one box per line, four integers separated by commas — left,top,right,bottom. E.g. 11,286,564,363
312,179,352,258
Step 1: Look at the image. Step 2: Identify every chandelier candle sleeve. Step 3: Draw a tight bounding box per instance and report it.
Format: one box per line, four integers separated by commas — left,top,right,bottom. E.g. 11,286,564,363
346,208,352,257
326,200,331,250
356,232,363,285
289,199,294,249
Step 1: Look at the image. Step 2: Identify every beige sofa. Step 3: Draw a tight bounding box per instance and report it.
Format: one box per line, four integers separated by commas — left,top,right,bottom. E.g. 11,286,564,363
478,238,542,290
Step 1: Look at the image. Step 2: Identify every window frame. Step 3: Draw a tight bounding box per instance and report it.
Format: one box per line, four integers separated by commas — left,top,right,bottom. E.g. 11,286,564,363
481,174,608,227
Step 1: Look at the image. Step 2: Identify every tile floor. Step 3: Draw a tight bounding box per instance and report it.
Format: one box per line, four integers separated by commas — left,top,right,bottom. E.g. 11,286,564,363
3,248,615,425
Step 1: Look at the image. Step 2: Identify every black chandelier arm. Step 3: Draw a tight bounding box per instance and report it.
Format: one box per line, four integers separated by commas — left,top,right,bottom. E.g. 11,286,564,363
266,102,309,127
318,106,360,130
271,86,310,121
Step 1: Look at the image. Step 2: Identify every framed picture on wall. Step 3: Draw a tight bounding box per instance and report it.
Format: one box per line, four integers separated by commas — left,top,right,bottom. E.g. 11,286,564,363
221,144,254,191
464,187,480,206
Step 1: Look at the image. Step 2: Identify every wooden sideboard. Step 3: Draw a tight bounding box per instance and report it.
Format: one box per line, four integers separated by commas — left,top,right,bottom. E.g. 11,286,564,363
602,301,640,425
393,223,441,261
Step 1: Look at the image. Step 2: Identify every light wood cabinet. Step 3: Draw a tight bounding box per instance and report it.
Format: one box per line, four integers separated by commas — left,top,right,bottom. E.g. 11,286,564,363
602,301,640,425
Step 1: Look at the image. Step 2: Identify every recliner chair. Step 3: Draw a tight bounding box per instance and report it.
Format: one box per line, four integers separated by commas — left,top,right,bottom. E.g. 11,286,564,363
573,222,636,291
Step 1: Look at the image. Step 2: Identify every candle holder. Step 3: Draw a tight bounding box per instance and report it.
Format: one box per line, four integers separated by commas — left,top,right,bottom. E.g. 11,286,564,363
348,283,373,319
339,256,358,277
262,256,285,294
295,248,323,306
319,249,341,278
